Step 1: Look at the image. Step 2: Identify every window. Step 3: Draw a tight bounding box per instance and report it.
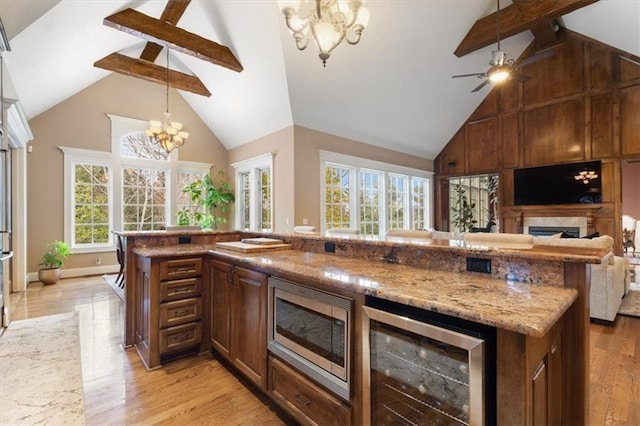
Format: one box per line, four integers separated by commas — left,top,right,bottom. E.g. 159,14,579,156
387,174,407,230
232,153,273,232
411,177,429,230
71,161,112,248
320,151,433,238
61,115,212,252
448,174,499,233
122,166,166,231
325,165,353,230
359,170,381,237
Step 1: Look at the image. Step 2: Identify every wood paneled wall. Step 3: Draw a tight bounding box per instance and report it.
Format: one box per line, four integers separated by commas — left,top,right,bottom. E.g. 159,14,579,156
434,30,640,254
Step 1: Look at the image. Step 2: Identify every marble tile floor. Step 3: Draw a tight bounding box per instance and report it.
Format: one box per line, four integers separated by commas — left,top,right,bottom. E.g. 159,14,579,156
0,312,85,425
4,277,289,425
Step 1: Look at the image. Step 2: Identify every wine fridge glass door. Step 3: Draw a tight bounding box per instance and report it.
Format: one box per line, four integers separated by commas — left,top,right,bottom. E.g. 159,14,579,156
362,306,485,426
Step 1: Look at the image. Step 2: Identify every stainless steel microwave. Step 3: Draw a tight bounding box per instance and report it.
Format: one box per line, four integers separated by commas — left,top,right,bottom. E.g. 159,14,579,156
267,277,353,401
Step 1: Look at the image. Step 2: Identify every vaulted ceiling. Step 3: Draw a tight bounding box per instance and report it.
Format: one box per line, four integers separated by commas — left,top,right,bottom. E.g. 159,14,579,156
1,0,639,160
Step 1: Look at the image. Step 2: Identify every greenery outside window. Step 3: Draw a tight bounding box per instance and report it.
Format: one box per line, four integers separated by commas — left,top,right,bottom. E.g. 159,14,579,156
448,174,499,233
61,115,212,252
320,150,433,237
232,153,273,232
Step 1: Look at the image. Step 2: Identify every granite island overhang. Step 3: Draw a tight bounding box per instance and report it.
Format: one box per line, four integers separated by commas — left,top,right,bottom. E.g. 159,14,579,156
118,230,603,424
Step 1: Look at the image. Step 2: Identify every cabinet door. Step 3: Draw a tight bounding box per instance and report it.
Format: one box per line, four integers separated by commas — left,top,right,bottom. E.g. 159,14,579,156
209,260,233,359
232,266,268,390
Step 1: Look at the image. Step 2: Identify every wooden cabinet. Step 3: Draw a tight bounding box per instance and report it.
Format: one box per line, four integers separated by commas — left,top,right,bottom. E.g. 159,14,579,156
269,356,351,426
134,255,203,369
209,259,268,390
497,321,565,425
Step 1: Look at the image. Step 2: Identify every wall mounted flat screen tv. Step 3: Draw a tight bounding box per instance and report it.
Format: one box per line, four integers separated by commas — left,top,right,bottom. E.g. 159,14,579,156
514,161,602,206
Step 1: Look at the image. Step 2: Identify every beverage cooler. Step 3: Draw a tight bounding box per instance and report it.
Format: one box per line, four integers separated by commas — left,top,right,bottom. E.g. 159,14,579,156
362,296,496,425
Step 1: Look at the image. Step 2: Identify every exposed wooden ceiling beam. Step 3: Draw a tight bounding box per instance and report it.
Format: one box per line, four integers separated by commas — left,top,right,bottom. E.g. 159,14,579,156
454,0,599,57
94,53,212,97
512,0,560,49
103,7,243,72
140,0,191,62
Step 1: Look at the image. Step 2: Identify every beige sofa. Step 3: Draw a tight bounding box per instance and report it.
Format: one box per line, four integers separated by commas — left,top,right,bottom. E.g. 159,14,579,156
533,235,630,323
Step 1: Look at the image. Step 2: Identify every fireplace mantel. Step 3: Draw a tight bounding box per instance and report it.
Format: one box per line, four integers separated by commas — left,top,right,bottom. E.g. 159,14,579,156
503,204,607,236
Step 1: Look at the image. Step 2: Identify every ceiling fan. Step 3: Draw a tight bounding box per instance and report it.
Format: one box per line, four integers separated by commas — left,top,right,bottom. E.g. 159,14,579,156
452,0,554,92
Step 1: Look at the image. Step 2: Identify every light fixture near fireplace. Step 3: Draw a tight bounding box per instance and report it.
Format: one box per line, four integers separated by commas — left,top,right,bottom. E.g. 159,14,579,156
277,0,370,67
146,48,189,153
574,170,598,184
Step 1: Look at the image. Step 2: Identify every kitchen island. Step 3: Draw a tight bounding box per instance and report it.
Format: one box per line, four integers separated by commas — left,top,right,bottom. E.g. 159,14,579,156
117,230,605,425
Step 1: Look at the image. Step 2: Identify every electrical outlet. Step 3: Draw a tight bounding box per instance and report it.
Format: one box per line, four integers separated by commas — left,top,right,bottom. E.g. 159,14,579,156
95,258,101,266
466,257,491,274
302,218,309,225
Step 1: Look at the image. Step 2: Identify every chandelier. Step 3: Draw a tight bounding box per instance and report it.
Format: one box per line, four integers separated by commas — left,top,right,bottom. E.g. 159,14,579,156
146,49,188,153
574,170,598,184
277,0,370,67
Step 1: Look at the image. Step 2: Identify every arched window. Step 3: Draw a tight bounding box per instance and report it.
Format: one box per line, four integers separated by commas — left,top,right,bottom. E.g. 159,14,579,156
61,115,211,252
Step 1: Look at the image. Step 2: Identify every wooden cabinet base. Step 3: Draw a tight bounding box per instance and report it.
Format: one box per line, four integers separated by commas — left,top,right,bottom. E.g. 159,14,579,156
269,356,351,426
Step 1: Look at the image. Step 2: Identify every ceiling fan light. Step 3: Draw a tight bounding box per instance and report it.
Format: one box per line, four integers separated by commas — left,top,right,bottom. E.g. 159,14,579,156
488,66,509,82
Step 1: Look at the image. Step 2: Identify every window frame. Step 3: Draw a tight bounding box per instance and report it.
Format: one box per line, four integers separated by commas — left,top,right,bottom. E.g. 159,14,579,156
231,153,274,232
61,146,115,253
319,150,433,237
60,115,212,252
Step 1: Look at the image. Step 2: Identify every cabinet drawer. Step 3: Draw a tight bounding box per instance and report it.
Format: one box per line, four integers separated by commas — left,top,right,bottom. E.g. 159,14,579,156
160,277,202,302
160,258,202,281
159,322,202,355
159,298,201,328
269,357,351,426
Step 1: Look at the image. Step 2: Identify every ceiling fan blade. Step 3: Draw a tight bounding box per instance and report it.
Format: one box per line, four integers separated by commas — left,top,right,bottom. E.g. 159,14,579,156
517,49,554,68
471,79,490,93
452,72,485,79
513,73,532,83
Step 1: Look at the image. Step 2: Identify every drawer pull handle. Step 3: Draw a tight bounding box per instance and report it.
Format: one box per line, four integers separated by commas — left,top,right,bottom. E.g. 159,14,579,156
173,267,193,273
172,287,191,294
174,333,190,342
173,308,191,316
294,393,311,406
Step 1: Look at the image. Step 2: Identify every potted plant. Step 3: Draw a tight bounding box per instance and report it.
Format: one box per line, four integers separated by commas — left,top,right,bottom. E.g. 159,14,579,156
177,170,235,230
38,240,71,285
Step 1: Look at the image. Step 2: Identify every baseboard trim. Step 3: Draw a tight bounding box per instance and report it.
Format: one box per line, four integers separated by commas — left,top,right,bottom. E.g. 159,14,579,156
27,264,120,283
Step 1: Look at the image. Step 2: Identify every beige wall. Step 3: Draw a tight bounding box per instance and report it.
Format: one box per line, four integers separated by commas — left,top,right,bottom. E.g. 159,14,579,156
293,126,434,229
227,126,295,233
27,73,228,274
27,74,434,273
622,160,640,220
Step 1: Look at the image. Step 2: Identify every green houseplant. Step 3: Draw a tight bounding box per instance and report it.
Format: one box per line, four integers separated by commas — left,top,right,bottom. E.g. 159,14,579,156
450,183,477,232
177,171,235,230
38,240,71,285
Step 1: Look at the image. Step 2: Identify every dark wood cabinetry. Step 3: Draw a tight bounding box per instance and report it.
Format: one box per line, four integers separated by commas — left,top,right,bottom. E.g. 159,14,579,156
269,356,351,426
133,255,203,369
209,259,268,390
434,31,640,252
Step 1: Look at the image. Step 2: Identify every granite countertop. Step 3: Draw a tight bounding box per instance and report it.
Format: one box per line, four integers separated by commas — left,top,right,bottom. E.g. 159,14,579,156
133,244,578,337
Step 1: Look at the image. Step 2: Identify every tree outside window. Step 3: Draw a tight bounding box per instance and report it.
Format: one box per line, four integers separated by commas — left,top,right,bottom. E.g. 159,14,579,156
73,164,110,245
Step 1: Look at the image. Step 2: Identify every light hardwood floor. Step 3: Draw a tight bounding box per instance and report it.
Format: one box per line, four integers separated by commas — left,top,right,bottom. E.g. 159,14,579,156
7,276,294,425
6,275,640,425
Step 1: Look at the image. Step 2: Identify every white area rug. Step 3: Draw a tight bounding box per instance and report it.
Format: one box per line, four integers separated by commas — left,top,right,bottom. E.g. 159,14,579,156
619,282,640,318
0,312,85,424
103,274,124,303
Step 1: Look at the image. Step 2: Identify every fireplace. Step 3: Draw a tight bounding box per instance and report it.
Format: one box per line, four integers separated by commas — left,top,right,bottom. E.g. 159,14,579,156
528,226,580,238
523,216,588,237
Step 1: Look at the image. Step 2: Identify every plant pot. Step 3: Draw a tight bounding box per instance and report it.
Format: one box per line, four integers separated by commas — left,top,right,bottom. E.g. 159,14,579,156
38,268,61,285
